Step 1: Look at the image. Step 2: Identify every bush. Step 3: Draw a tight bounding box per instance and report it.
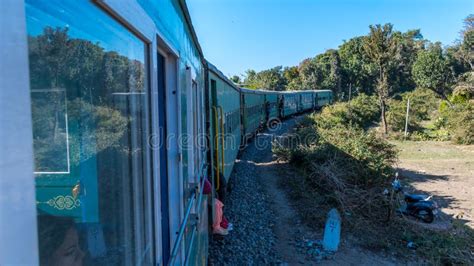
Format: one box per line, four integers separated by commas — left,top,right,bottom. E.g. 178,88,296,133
316,93,379,130
274,113,398,251
275,115,397,187
439,101,474,144
349,93,380,128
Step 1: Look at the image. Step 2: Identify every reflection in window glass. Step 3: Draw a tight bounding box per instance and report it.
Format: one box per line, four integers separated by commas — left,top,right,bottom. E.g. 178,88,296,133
26,1,152,265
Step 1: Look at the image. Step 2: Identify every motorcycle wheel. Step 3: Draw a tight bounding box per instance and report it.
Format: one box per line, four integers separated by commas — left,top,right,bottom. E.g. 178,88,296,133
417,209,434,223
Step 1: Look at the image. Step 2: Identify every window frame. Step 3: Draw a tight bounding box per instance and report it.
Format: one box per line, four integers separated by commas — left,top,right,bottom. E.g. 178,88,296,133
0,1,39,264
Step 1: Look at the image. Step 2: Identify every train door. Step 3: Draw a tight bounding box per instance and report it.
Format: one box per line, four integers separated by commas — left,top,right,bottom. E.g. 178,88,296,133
156,50,170,264
156,43,183,265
209,79,225,200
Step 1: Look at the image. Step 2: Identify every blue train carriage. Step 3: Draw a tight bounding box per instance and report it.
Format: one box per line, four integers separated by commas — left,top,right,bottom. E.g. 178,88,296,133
258,90,281,124
280,91,300,118
298,91,315,112
315,90,334,108
7,0,209,265
205,61,242,195
240,87,267,140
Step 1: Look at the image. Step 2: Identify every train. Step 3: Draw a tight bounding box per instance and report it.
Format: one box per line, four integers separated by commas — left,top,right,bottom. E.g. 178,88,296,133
0,0,333,265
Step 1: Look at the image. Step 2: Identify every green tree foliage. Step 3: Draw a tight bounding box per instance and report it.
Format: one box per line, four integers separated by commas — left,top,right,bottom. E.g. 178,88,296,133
461,14,474,70
412,44,453,103
452,71,474,99
283,66,302,90
243,66,287,90
298,50,343,96
390,29,425,93
339,36,377,96
229,75,241,84
316,50,342,95
363,23,399,134
298,58,320,90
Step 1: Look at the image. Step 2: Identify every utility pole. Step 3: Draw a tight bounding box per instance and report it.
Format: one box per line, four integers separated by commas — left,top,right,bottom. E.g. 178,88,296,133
404,98,410,139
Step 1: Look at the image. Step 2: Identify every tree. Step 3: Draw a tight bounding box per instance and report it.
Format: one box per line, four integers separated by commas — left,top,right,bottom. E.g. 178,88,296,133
283,66,302,90
297,50,343,96
314,49,342,97
339,36,377,96
412,43,453,105
390,29,425,93
229,75,241,84
364,24,399,134
298,58,321,90
461,14,473,70
243,66,286,90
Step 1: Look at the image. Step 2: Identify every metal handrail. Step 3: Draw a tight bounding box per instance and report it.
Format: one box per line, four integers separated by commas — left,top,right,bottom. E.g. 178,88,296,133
168,192,196,265
168,167,208,265
212,107,220,190
184,226,197,266
218,106,225,180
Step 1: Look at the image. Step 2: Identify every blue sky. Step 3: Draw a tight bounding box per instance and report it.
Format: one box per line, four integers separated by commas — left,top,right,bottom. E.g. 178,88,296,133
187,0,473,77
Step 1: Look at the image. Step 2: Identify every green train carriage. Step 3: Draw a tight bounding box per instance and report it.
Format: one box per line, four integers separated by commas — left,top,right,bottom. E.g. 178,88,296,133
240,88,267,140
206,61,242,197
261,90,281,124
280,91,300,117
299,91,315,111
314,90,334,108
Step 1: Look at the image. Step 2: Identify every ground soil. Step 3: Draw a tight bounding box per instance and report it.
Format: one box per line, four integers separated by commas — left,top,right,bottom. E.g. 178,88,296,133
393,140,474,229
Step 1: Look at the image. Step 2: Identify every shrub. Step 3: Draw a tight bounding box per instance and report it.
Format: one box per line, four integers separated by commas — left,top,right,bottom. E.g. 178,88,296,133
316,93,379,130
349,93,380,128
275,115,397,187
439,101,474,144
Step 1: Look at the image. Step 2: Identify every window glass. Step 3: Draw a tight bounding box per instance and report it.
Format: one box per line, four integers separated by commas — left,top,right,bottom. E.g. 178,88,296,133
25,1,152,265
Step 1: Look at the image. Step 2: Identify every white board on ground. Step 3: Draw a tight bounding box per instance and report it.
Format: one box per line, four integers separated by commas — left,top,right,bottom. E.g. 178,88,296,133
323,208,341,252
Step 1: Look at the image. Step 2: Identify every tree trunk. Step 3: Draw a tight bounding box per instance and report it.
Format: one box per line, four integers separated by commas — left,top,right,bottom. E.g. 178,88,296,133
380,98,388,135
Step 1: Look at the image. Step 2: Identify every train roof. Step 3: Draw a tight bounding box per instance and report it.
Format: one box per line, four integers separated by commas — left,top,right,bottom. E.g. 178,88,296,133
178,0,204,61
239,87,267,94
206,60,240,91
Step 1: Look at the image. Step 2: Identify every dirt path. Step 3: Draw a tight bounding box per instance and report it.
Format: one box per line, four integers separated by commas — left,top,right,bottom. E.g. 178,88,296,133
393,141,474,229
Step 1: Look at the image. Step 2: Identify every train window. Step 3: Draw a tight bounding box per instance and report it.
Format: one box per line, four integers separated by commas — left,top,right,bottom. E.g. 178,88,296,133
26,1,153,265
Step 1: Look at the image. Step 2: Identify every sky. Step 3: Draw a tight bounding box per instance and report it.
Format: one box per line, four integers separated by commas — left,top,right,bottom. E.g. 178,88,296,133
187,0,473,77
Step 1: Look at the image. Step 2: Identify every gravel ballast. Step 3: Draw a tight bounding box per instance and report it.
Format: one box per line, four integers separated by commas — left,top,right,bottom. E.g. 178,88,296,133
208,118,300,265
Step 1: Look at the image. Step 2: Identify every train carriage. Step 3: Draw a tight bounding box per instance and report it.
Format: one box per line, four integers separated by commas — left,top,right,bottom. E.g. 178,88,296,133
2,0,209,265
206,61,242,191
240,88,267,140
258,90,281,123
299,91,315,111
315,90,334,108
280,91,300,117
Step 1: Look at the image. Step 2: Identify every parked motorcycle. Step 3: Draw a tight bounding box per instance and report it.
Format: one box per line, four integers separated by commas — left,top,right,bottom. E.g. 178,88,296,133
389,172,439,223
